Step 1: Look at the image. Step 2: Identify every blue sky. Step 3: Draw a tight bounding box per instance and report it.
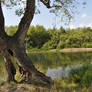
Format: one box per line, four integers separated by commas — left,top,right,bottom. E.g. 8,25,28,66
2,0,92,29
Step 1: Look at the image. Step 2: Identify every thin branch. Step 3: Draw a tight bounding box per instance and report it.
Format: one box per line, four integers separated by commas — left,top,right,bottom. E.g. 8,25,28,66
40,0,51,8
50,5,62,8
40,0,62,9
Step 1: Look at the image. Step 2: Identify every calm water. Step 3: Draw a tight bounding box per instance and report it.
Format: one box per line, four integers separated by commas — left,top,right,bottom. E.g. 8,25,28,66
0,52,92,81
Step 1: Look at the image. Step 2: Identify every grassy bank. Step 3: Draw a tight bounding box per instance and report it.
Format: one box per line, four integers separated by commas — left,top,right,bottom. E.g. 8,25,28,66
27,48,92,53
0,81,92,92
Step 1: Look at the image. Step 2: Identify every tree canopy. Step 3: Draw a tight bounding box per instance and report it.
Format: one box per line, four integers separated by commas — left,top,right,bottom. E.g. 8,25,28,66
2,0,85,24
6,25,92,50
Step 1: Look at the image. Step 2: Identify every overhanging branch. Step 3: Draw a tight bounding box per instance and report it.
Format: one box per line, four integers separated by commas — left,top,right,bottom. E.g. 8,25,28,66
40,0,62,9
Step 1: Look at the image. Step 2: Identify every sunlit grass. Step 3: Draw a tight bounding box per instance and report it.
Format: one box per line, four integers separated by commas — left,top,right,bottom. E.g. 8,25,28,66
0,79,92,92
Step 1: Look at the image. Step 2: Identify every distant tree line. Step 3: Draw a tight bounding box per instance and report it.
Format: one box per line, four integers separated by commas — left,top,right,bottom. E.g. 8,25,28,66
6,25,92,50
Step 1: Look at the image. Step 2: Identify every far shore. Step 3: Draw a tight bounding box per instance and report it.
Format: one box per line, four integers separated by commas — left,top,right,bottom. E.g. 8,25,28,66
49,48,92,53
27,48,92,53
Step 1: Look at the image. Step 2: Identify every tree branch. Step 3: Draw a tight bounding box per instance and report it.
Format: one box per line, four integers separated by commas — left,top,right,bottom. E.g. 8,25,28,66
14,0,35,43
40,0,51,8
0,1,7,38
50,5,62,8
40,0,62,9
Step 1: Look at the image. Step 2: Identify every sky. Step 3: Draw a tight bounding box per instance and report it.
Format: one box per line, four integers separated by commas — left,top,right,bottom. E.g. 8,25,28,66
2,0,92,29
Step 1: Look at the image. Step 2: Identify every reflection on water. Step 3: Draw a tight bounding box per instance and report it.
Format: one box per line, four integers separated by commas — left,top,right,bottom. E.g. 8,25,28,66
46,67,63,80
46,64,81,80
0,52,92,82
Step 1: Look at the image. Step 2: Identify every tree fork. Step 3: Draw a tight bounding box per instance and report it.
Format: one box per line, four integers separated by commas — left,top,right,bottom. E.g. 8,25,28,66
0,0,52,86
13,0,52,85
12,42,52,85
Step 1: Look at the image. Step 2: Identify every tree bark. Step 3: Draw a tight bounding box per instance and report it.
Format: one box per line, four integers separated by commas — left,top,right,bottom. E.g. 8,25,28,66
0,0,52,86
12,43,52,85
1,50,16,82
14,0,35,43
0,1,16,82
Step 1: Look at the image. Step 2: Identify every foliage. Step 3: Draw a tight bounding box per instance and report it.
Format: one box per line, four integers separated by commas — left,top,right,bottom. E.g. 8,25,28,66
69,64,92,87
57,28,92,49
2,0,83,23
5,26,17,36
42,27,66,49
6,26,92,50
26,25,50,49
83,43,92,48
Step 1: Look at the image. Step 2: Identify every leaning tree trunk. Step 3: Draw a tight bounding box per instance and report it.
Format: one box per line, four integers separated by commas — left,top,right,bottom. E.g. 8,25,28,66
0,1,16,82
0,0,52,86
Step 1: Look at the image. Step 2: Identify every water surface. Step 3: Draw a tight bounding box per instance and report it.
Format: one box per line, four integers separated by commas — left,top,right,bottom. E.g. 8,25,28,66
0,52,92,81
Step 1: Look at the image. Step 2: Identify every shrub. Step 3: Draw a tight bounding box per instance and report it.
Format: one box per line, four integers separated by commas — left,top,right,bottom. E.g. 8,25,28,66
82,43,92,48
57,41,66,49
68,64,92,87
86,43,92,48
42,40,58,49
81,70,92,87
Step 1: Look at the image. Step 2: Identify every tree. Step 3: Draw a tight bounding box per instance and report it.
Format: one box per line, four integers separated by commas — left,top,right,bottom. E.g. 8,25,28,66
0,0,84,86
26,25,50,49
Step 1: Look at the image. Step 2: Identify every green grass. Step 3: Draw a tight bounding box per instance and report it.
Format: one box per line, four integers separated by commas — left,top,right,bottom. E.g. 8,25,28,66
0,80,92,92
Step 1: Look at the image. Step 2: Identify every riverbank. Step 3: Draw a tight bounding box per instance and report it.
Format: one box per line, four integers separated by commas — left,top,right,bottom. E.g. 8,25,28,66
27,48,92,53
50,48,92,53
0,80,92,92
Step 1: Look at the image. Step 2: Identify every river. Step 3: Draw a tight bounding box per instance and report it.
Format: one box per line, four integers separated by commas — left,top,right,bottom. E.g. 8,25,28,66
0,52,92,82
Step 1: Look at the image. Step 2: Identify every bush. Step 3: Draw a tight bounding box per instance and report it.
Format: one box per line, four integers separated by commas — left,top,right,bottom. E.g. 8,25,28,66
86,43,92,48
82,70,92,87
6,26,17,36
82,43,87,48
69,64,92,87
82,43,92,48
42,40,58,49
6,26,92,49
26,25,50,49
57,41,66,49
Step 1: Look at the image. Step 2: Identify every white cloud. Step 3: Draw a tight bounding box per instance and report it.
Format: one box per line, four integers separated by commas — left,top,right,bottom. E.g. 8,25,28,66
69,23,92,29
79,23,92,29
81,14,87,18
79,24,85,28
69,25,76,29
86,23,92,29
